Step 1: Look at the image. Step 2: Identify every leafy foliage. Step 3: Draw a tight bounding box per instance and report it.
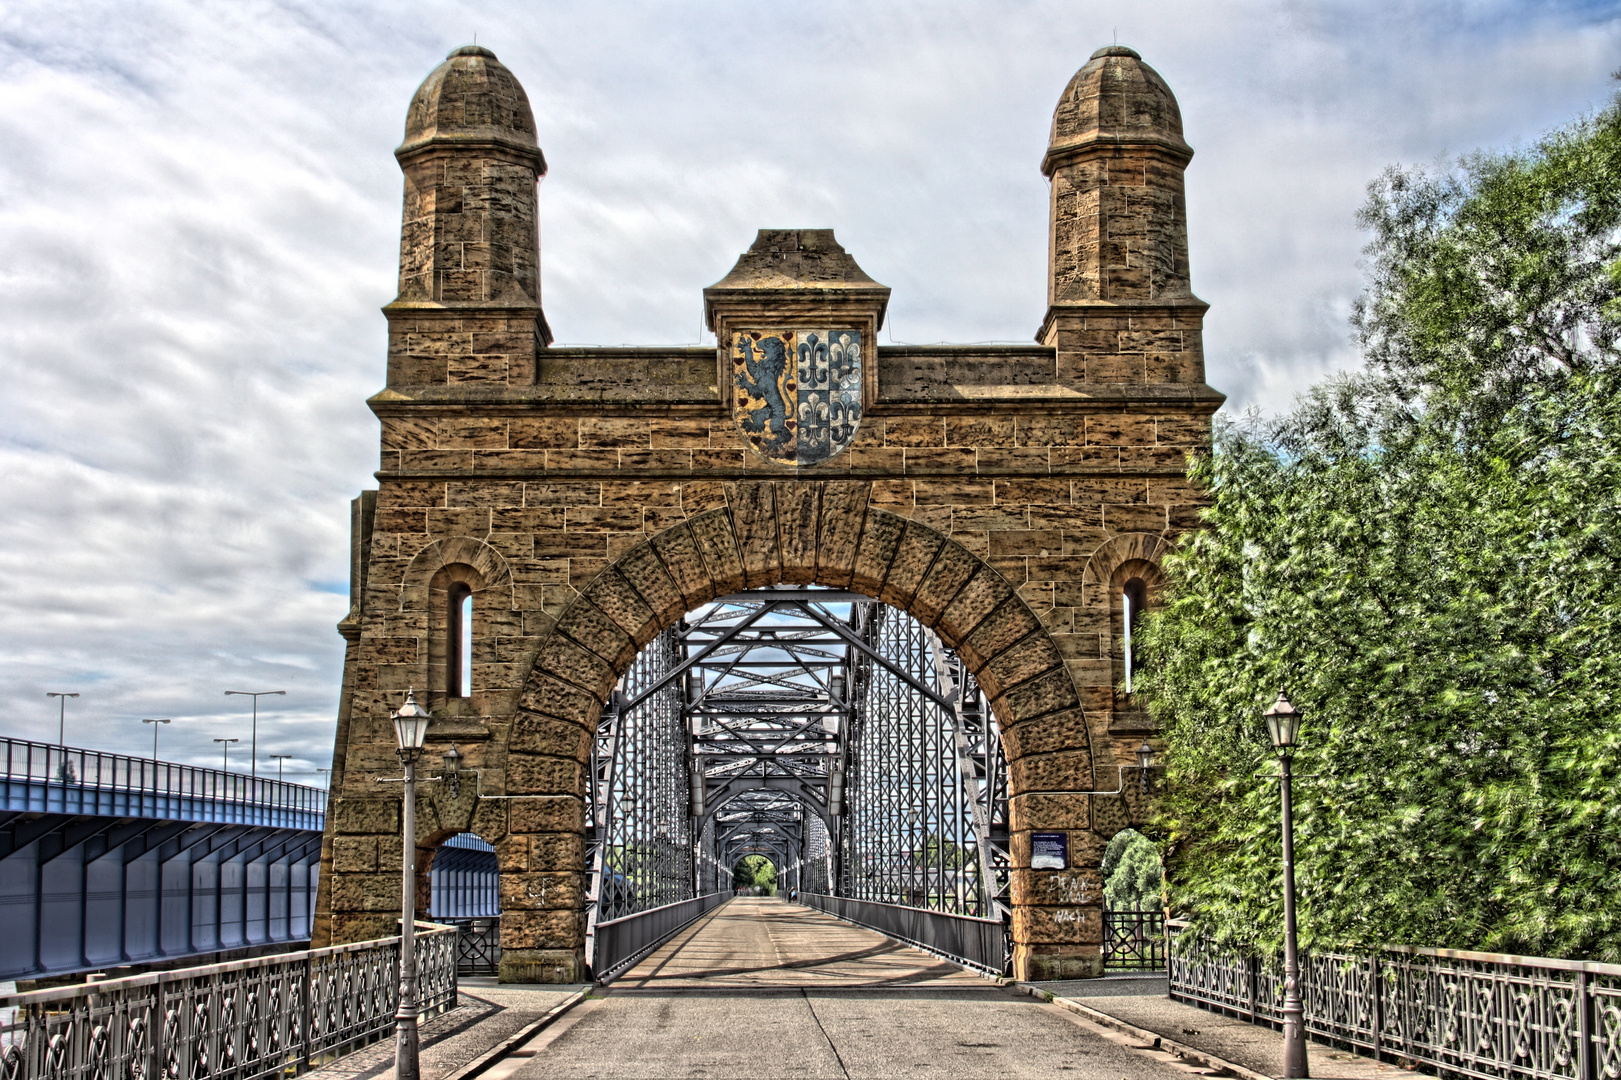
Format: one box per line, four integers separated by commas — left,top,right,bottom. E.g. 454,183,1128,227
1138,92,1621,960
733,854,777,894
1103,829,1164,912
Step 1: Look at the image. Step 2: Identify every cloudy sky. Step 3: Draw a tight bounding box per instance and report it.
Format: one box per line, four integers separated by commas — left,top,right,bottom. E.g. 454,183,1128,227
1,0,1616,781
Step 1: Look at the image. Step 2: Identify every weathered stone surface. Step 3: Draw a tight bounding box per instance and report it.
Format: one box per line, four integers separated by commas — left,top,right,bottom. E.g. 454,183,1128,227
776,483,821,584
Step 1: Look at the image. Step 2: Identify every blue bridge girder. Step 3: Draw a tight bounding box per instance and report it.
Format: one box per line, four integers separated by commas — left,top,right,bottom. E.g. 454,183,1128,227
0,737,325,981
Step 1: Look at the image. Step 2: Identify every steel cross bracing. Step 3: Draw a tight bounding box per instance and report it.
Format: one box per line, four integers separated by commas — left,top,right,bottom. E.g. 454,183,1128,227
585,588,1011,946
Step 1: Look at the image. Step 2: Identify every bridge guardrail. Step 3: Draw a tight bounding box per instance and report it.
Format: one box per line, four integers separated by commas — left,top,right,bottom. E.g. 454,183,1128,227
593,892,729,983
1167,919,1621,1080
0,736,326,830
800,893,1008,977
0,924,456,1080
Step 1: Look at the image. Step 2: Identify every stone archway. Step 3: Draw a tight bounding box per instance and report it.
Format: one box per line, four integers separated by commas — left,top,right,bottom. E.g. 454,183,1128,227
491,480,1104,983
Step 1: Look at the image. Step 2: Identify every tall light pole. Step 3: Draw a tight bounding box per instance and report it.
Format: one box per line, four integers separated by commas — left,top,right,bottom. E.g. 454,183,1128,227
269,754,293,782
214,737,240,771
142,718,172,761
47,692,80,783
1264,692,1309,1079
225,690,285,780
390,690,432,1080
46,692,79,747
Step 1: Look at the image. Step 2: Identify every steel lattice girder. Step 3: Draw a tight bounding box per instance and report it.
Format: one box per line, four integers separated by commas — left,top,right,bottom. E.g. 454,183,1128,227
586,588,1011,936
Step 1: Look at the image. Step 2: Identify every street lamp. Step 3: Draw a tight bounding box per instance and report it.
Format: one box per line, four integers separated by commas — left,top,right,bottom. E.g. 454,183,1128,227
1136,740,1156,794
47,692,80,784
214,737,240,771
269,754,294,782
142,718,172,761
391,689,432,1080
1263,692,1309,1079
225,690,285,780
46,692,79,746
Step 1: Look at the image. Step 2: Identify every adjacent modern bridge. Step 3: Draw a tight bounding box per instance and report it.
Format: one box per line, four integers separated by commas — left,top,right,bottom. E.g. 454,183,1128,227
0,736,326,981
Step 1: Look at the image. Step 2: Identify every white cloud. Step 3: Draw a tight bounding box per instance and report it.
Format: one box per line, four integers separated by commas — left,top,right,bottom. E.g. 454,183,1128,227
0,0,1615,772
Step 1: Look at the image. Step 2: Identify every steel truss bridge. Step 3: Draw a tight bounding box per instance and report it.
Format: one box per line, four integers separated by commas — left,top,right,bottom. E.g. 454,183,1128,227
580,588,1013,971
0,737,325,982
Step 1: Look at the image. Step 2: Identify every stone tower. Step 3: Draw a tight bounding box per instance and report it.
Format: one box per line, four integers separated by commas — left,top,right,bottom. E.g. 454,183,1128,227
314,44,1221,983
1040,45,1204,386
387,44,551,388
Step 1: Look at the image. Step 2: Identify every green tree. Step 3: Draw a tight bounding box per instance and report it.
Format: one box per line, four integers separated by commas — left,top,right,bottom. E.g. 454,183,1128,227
733,854,777,894
1102,829,1164,912
1138,89,1621,961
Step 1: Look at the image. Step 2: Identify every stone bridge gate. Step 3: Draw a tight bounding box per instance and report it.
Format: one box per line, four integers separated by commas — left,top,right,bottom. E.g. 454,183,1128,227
313,41,1221,983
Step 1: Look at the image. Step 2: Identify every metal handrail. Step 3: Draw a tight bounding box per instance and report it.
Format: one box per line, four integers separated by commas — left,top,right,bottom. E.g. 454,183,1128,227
1166,920,1621,1080
0,925,457,1080
800,892,1008,976
0,734,327,828
593,892,729,982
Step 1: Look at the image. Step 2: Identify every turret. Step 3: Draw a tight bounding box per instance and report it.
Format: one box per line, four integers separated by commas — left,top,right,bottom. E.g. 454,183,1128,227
1039,46,1207,386
385,45,551,387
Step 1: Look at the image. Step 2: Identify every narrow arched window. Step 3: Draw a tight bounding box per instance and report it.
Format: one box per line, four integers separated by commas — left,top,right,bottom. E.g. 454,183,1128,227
447,583,473,699
1122,577,1148,694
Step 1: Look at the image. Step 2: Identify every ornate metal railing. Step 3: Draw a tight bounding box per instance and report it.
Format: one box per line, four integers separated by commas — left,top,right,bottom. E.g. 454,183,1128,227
1103,910,1166,970
446,918,501,977
592,893,729,983
801,892,1008,976
0,926,455,1080
0,736,326,830
1167,921,1621,1080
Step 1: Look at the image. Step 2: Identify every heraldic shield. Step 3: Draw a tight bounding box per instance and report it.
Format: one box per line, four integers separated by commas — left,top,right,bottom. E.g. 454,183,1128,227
732,329,862,466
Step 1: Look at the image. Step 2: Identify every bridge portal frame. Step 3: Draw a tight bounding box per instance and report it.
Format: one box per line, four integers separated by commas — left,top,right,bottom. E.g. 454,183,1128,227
315,42,1218,984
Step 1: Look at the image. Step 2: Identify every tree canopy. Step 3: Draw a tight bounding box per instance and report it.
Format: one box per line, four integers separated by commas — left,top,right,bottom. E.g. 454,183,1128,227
733,854,777,893
1139,89,1621,961
1103,829,1164,913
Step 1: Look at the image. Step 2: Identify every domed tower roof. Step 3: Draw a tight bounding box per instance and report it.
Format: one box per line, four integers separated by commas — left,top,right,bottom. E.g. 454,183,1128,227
1042,44,1190,176
397,45,545,173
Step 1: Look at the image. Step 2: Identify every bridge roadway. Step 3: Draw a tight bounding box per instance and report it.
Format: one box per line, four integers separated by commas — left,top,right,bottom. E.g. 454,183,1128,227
503,898,1202,1079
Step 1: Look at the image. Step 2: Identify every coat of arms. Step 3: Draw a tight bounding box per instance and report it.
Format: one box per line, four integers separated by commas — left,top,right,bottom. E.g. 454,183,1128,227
732,330,862,466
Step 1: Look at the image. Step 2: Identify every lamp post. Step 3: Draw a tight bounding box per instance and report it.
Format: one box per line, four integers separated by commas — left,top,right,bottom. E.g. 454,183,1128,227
1264,692,1309,1079
142,718,172,761
269,754,293,781
46,692,79,746
225,690,285,780
47,692,80,782
214,737,240,771
390,689,432,1080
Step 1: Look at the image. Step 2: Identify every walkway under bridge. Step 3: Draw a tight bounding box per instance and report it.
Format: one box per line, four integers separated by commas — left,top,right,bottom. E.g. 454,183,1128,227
582,587,1012,978
0,736,324,981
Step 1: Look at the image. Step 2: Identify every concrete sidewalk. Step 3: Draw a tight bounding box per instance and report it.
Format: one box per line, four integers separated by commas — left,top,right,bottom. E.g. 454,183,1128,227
306,980,588,1080
1028,976,1401,1080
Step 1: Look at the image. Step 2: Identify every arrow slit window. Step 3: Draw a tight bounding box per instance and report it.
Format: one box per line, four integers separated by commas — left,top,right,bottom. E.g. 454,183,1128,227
448,583,473,699
1122,576,1149,695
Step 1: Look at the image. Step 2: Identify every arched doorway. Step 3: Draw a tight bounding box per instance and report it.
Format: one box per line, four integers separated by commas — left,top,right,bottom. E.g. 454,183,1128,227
492,484,1123,982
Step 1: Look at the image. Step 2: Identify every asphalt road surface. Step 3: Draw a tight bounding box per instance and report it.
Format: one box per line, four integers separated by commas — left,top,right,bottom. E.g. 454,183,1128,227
506,898,1209,1080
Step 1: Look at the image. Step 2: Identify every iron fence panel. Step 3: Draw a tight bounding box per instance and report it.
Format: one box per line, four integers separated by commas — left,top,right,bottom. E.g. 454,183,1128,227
800,892,1007,976
1168,922,1621,1080
444,919,501,977
0,927,454,1080
1103,911,1166,970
